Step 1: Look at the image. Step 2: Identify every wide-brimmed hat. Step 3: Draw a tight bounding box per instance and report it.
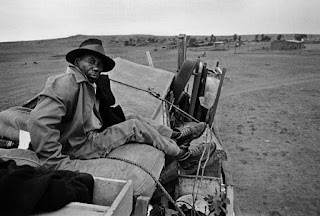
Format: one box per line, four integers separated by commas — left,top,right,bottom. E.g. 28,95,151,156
66,38,115,72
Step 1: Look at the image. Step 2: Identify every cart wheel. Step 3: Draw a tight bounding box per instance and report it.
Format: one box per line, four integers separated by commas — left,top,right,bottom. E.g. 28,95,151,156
172,59,198,104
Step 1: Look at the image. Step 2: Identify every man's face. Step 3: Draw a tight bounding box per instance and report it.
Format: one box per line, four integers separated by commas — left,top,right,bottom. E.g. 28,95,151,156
75,54,104,83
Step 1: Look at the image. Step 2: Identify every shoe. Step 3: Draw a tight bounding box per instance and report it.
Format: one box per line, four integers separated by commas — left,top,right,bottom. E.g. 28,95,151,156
177,142,215,171
175,122,207,146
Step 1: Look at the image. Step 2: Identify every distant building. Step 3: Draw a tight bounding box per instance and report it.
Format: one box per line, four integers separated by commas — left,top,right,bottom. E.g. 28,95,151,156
214,41,225,46
213,41,225,48
270,40,305,50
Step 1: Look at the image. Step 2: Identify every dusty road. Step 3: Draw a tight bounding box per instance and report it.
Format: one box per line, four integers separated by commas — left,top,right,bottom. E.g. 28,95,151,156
212,51,320,216
222,74,320,98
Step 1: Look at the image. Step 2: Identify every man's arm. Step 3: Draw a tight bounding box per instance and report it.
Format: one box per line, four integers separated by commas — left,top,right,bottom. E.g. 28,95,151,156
96,74,125,130
28,95,72,170
28,74,80,170
96,75,115,107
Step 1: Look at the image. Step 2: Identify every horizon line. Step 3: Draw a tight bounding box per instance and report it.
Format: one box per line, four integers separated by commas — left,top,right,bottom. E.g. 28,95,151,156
1,32,319,43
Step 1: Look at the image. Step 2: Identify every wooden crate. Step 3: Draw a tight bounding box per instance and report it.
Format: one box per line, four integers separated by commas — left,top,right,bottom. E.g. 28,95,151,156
35,177,133,216
177,175,222,198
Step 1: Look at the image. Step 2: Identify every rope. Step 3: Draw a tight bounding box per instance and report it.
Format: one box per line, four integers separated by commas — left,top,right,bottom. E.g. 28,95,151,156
109,78,199,123
108,79,215,215
110,78,152,94
107,156,186,216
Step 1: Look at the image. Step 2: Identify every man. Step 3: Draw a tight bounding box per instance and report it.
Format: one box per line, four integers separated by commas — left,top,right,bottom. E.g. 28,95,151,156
28,38,214,172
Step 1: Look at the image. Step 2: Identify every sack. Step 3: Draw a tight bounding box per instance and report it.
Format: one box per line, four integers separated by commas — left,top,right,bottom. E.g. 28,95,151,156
199,77,221,109
0,107,31,142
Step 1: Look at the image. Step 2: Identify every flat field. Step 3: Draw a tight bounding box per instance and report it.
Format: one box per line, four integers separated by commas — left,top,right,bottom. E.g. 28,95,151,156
0,36,319,216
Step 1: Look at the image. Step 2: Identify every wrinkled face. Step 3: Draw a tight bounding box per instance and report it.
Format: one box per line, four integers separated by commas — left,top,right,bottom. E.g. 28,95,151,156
75,54,104,83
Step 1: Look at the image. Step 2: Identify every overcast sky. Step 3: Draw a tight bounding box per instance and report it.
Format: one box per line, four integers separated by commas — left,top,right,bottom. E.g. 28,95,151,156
0,0,319,42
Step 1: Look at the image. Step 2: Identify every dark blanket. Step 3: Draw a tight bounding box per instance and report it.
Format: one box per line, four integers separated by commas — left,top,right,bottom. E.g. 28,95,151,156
0,159,94,216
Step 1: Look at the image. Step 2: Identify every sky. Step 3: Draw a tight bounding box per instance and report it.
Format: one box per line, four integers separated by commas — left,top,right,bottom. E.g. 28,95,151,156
0,0,319,42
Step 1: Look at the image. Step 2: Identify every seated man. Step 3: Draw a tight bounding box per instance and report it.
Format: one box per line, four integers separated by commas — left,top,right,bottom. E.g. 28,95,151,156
27,38,213,172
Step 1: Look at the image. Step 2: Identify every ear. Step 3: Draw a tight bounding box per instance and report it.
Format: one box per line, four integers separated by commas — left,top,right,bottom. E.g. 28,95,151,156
74,57,80,67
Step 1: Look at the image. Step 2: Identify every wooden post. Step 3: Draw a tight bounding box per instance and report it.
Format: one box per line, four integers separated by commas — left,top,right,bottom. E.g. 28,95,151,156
196,62,209,121
207,68,227,126
188,59,201,117
177,34,187,71
145,51,154,68
132,196,150,216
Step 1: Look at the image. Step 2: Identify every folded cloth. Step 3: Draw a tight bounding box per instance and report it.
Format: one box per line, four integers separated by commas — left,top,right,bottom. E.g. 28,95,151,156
0,158,94,216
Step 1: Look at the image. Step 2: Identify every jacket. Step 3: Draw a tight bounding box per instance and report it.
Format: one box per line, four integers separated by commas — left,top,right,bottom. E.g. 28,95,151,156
27,66,124,170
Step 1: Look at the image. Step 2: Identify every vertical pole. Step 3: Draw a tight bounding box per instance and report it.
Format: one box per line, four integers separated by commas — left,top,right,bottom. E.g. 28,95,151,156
177,34,187,71
207,68,227,125
188,59,201,117
196,63,209,121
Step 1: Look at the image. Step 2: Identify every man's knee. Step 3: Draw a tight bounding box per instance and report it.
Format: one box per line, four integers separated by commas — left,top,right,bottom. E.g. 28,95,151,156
125,113,140,120
125,118,144,127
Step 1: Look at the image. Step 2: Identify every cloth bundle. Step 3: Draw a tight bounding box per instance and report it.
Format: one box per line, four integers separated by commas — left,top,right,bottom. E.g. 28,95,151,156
0,159,94,216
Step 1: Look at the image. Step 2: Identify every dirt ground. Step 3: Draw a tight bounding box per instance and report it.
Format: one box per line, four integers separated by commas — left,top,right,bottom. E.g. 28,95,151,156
207,45,320,216
0,37,319,216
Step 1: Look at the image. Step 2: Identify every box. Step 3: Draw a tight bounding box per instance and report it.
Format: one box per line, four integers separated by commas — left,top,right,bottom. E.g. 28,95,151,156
35,177,133,216
177,175,222,198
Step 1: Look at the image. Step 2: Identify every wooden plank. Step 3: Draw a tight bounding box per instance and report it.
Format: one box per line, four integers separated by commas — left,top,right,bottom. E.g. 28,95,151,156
34,178,133,216
105,180,133,216
188,60,202,117
35,203,108,216
132,196,150,216
226,185,235,216
177,175,221,198
67,202,109,212
93,177,129,206
207,68,227,125
177,34,187,70
145,51,154,68
221,146,235,216
195,63,209,121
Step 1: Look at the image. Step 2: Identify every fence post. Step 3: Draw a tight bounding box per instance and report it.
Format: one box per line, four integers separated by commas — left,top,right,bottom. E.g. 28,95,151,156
177,34,187,71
